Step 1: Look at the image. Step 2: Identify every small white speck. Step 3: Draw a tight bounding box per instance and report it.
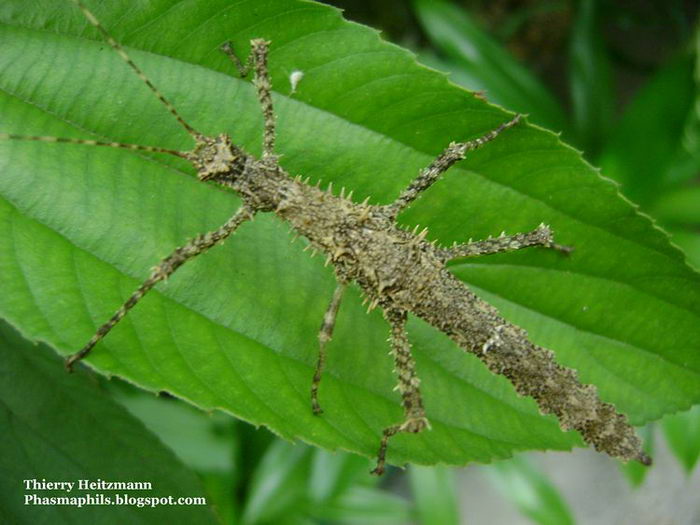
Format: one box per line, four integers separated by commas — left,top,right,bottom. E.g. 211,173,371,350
289,70,304,94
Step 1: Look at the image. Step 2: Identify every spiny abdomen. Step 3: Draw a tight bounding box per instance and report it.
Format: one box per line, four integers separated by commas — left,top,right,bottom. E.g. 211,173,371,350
411,268,650,465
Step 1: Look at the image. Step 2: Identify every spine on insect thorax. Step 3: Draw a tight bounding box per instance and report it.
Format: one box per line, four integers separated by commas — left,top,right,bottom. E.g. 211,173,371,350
264,172,647,465
271,177,390,270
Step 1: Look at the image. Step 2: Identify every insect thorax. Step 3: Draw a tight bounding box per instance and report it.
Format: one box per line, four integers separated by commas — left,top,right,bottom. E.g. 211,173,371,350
187,133,248,182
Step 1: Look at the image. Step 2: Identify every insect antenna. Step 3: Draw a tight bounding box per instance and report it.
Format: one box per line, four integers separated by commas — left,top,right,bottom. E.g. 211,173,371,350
0,133,189,158
71,0,202,140
1,0,202,157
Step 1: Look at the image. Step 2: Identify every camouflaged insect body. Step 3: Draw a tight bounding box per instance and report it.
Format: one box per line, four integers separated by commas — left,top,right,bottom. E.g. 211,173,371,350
206,148,650,468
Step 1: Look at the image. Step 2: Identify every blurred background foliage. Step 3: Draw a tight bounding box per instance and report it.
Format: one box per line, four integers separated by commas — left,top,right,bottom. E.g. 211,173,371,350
104,1,699,523
8,1,697,523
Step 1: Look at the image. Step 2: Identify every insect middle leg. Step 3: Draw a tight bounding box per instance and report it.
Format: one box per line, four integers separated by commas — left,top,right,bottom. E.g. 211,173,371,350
371,308,429,476
439,224,572,261
221,39,276,160
311,283,346,414
65,206,254,371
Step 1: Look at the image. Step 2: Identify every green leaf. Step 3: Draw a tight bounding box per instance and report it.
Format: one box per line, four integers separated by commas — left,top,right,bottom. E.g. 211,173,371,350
114,386,241,521
487,456,575,525
115,389,237,474
408,465,459,525
569,0,614,156
1,0,699,474
663,405,700,473
308,449,374,506
598,54,697,206
667,229,700,270
316,486,412,525
241,440,312,525
413,0,567,133
0,321,218,524
201,472,240,525
651,186,700,226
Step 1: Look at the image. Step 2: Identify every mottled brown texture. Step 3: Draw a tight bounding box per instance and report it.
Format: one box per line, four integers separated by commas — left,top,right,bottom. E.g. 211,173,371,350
238,164,649,469
311,283,346,414
221,39,276,159
34,0,651,473
371,308,428,475
438,225,573,261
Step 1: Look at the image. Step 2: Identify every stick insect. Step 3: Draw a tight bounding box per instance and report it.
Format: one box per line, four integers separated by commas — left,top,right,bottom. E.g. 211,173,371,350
2,0,651,475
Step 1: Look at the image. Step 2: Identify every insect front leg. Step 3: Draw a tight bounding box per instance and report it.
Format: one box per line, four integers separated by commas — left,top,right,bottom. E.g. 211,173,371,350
65,206,255,371
385,115,522,219
221,39,276,160
371,308,429,476
439,224,572,262
310,283,346,414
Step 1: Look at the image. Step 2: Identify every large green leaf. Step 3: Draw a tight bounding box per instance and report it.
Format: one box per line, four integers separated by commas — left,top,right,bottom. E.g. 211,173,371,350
1,0,699,471
0,321,218,524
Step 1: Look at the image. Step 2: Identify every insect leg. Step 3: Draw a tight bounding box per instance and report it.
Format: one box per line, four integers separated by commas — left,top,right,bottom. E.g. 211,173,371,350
311,283,346,414
71,0,201,139
220,41,252,78
221,39,276,160
371,308,429,476
386,115,522,219
65,206,254,371
439,224,572,262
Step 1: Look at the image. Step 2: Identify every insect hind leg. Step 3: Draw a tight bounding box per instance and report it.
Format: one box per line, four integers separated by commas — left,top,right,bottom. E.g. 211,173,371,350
221,39,276,160
371,308,429,476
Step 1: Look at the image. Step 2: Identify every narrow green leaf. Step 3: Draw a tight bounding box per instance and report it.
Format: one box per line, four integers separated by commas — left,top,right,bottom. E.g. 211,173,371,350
0,0,699,474
316,486,412,525
413,0,567,132
201,472,240,525
241,440,312,525
569,0,614,156
308,449,373,505
598,54,696,206
408,465,459,525
487,456,575,525
663,406,700,473
0,321,218,524
115,390,237,474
